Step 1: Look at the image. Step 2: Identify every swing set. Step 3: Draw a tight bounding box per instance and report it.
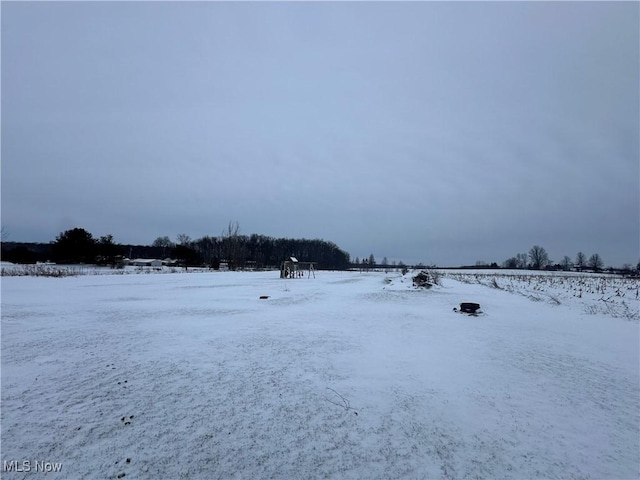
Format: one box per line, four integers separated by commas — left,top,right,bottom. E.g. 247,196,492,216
280,257,316,279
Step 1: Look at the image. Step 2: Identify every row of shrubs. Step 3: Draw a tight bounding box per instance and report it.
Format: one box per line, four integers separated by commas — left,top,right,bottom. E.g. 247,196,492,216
1,265,83,277
0,264,215,277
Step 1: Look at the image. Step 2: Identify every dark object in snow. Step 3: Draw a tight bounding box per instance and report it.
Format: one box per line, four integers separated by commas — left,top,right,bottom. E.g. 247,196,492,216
412,271,434,288
458,302,481,314
259,295,269,300
120,415,134,425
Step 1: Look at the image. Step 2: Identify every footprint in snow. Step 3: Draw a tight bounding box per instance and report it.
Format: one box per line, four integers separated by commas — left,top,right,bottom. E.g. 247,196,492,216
114,458,131,479
120,415,134,426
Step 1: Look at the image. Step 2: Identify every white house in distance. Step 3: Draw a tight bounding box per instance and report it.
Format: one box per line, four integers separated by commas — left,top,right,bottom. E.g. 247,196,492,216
130,259,163,268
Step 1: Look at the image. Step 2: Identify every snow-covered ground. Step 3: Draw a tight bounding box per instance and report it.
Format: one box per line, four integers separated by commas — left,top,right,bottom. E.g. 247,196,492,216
1,270,638,479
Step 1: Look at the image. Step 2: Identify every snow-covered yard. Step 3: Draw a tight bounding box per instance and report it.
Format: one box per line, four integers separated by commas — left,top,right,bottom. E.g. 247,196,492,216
1,270,638,479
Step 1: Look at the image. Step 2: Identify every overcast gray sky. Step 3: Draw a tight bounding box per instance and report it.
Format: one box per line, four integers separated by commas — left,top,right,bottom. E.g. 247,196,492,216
2,1,638,267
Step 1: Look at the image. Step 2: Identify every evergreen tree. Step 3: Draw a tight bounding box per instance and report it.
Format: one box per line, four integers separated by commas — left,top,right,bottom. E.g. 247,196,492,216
52,228,97,264
97,234,123,265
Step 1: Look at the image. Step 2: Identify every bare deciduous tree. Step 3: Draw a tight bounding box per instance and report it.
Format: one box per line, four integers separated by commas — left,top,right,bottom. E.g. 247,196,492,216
575,251,586,272
222,221,246,270
152,236,175,258
194,236,219,268
560,256,573,271
503,257,519,269
516,253,528,269
528,245,549,270
176,234,192,246
588,253,604,272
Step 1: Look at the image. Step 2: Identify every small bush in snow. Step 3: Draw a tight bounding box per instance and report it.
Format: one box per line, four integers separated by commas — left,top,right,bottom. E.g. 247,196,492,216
413,271,434,288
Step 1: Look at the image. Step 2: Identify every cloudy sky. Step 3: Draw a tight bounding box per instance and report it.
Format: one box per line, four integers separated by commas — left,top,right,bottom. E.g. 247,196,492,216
2,1,638,267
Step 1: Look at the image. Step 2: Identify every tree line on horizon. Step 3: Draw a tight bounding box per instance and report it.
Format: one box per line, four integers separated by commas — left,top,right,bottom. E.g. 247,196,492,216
500,245,634,274
2,229,638,274
351,247,638,275
0,224,351,271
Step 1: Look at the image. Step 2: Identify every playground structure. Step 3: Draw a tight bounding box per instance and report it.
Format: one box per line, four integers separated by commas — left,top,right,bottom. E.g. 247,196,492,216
280,257,316,279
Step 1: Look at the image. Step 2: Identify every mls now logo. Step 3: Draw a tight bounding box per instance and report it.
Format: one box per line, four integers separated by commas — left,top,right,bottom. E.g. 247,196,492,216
3,460,63,473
